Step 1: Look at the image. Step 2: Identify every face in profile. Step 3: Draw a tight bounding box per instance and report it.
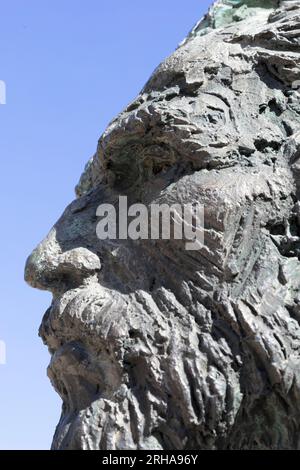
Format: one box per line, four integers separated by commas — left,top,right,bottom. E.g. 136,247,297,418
25,2,300,450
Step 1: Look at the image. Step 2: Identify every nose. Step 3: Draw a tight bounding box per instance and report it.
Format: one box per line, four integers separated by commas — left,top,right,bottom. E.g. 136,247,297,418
25,226,101,293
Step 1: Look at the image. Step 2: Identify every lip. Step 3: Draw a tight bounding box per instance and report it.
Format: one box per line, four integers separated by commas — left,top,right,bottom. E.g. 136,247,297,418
47,334,124,413
47,339,105,411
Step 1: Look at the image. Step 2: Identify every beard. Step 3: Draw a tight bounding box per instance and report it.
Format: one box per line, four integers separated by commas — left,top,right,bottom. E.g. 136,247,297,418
39,277,246,450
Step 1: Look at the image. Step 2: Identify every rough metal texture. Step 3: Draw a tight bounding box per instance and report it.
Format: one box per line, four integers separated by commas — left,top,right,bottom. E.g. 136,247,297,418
25,0,300,450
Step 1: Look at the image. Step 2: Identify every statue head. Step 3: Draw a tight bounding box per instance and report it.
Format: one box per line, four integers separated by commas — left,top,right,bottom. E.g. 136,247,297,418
25,0,300,449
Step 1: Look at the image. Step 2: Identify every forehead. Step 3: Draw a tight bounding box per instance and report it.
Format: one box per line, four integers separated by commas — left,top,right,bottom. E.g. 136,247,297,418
76,9,297,199
99,76,282,193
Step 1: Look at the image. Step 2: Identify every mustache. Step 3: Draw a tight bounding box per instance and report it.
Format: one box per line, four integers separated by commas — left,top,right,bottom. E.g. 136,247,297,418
39,284,127,351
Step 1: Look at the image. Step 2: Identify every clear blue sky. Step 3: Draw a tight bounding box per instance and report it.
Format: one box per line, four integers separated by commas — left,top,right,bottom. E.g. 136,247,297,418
0,0,212,449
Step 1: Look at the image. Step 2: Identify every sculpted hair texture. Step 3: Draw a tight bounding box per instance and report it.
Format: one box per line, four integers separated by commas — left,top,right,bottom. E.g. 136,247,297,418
25,0,300,449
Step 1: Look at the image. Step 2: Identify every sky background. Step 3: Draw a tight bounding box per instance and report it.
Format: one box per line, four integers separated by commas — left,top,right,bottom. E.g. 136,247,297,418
0,0,212,449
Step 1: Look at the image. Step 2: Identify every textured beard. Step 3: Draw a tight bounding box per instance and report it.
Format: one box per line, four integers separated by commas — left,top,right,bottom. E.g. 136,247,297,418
51,395,137,450
39,283,134,449
39,279,245,450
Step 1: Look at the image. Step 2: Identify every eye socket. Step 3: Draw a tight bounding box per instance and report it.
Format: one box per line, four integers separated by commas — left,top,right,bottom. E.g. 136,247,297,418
106,157,141,191
104,142,176,191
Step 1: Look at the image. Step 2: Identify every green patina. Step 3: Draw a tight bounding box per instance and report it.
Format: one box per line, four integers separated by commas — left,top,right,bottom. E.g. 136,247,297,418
189,0,282,38
212,0,279,28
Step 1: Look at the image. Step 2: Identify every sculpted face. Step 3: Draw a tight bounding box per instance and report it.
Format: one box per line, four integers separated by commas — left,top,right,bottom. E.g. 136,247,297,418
25,1,300,449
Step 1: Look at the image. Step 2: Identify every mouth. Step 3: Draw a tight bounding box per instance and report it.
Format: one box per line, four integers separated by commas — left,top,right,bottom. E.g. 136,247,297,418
47,339,105,411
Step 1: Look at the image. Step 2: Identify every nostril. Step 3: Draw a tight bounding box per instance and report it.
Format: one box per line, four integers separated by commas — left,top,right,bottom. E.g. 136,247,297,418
57,248,101,282
58,248,101,274
25,247,101,292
